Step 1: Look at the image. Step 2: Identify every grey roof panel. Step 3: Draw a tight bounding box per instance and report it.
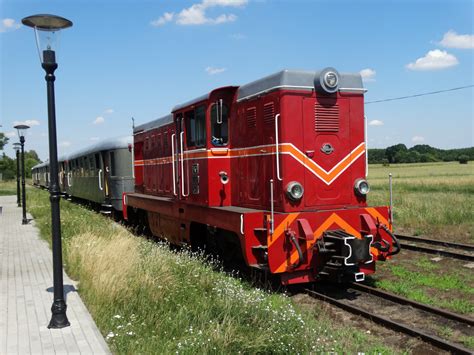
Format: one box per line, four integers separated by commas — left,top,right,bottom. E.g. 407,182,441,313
65,136,132,161
134,114,173,134
172,93,209,113
237,69,364,101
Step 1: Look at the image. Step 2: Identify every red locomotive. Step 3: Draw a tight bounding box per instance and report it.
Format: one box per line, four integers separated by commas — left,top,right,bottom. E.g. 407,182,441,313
124,67,399,285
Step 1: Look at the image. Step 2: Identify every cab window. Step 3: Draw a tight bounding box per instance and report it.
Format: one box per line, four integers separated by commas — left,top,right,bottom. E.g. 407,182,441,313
185,105,206,148
210,101,228,146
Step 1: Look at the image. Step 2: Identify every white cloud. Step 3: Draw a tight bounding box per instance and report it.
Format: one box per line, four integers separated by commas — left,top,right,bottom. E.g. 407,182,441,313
152,0,246,26
93,116,105,125
89,137,100,142
5,131,16,138
104,108,114,114
406,49,458,71
0,18,21,33
439,30,474,49
369,119,384,126
150,12,175,27
412,136,425,143
205,66,226,75
13,119,40,127
59,141,71,148
359,68,376,82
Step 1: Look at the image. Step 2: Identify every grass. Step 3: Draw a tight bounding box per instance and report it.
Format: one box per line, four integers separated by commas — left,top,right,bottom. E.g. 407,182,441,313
0,180,18,196
370,256,474,315
368,162,474,242
25,187,397,354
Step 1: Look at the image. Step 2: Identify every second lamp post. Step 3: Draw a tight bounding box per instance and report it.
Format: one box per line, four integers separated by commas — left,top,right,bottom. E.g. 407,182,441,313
13,142,21,207
14,124,29,224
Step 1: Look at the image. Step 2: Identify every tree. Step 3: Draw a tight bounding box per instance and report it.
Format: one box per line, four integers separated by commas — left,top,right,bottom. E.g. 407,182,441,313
385,144,407,163
459,155,469,164
0,133,8,150
0,153,15,180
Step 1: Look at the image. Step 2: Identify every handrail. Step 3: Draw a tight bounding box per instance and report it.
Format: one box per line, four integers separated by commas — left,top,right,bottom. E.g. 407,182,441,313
67,172,71,187
180,131,189,197
98,169,103,191
270,179,274,234
275,114,282,181
171,133,177,196
364,115,368,176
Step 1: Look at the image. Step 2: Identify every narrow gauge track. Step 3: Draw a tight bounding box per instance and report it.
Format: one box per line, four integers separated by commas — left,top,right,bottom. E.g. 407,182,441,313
395,234,474,262
304,284,474,354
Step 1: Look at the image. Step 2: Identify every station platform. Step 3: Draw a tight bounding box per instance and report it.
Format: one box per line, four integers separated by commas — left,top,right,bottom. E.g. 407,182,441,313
0,195,110,354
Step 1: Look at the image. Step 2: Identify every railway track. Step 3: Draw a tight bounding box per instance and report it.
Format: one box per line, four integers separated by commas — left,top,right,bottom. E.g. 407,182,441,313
304,283,474,354
395,234,474,262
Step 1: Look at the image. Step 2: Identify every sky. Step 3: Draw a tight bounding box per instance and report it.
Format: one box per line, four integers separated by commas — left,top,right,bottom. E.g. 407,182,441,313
1,0,473,161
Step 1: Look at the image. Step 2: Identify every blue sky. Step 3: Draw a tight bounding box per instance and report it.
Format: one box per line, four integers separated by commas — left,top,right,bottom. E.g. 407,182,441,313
1,0,473,161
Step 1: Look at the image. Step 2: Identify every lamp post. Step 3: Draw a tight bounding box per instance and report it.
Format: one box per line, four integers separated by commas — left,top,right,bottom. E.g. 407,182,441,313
14,125,30,224
13,143,21,207
22,14,73,329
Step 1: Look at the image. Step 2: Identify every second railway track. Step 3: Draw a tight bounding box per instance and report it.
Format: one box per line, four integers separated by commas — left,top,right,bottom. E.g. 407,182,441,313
304,283,474,354
395,234,474,262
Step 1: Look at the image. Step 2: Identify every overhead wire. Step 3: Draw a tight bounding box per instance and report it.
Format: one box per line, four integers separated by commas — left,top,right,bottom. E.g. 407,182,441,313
364,84,474,104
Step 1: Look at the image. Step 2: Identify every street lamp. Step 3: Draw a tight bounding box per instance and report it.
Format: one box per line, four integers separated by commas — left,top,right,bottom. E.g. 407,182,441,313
13,142,21,207
14,124,30,224
22,14,73,329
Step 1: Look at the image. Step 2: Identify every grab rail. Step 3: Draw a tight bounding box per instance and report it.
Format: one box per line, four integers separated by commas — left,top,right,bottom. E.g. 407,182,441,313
275,114,282,181
98,169,103,191
171,133,177,196
67,172,72,187
180,131,189,197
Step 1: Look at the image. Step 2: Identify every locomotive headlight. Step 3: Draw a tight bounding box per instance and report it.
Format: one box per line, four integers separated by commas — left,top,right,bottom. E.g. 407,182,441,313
314,67,340,94
354,178,370,196
324,72,338,89
286,181,304,201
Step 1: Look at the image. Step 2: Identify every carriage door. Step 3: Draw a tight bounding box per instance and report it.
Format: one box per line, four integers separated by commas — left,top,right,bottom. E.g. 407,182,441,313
100,151,111,199
174,114,183,199
302,97,352,207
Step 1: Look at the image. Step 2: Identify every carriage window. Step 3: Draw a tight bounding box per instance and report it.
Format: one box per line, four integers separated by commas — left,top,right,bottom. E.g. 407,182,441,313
95,154,100,169
110,151,116,176
185,105,206,148
211,102,229,146
89,156,95,172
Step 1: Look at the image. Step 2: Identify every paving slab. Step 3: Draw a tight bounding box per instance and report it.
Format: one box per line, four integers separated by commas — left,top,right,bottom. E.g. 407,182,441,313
0,195,110,354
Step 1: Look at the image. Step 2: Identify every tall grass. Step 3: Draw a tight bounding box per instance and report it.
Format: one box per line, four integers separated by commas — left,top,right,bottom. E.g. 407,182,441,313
26,188,396,354
368,162,474,240
0,180,18,196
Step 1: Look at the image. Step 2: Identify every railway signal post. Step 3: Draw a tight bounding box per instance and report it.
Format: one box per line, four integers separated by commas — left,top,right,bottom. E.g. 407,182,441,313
14,125,29,224
22,14,73,329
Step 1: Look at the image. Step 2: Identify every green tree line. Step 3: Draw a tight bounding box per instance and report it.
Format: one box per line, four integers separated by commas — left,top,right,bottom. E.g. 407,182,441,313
0,132,42,180
368,144,473,164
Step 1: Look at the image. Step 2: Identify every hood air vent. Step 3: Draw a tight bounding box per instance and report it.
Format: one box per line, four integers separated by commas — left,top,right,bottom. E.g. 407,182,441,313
315,103,339,132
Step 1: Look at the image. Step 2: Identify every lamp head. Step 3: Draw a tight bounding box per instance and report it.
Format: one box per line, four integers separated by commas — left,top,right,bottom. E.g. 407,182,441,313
14,124,30,140
21,14,73,64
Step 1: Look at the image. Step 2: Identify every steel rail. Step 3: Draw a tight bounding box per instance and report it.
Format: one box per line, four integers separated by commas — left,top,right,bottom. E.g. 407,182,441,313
399,243,474,262
350,283,474,326
395,234,474,252
304,288,473,355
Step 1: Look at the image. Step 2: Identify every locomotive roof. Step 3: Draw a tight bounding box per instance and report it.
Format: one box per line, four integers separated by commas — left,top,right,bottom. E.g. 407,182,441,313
133,114,173,134
236,69,364,101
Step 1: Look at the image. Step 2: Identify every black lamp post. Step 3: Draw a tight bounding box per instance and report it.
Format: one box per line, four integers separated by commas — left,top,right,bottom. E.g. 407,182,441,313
22,14,73,329
13,142,21,207
14,124,30,224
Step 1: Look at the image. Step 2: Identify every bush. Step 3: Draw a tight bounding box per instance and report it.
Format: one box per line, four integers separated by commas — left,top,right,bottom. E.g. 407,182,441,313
459,155,469,164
